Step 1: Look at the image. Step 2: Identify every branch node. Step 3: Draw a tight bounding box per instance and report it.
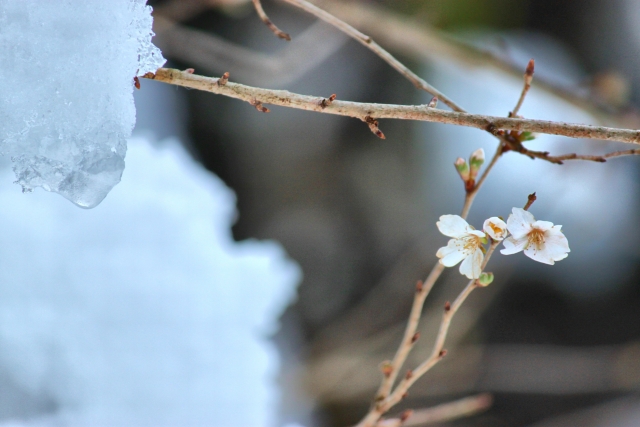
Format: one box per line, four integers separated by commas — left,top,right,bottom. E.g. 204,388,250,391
319,94,337,109
365,115,386,139
252,0,291,41
380,361,393,378
411,332,420,344
217,72,229,86
400,410,413,423
251,99,270,113
523,193,537,211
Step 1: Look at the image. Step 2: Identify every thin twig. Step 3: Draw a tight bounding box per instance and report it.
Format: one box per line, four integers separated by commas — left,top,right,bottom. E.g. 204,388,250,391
280,0,465,112
510,59,534,118
310,0,633,126
143,69,640,148
252,0,291,40
356,243,500,427
372,148,499,403
460,144,503,219
276,0,633,165
403,393,493,426
374,264,445,402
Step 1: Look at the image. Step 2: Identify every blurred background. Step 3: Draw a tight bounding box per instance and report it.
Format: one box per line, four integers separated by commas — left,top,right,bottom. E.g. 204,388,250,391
144,0,640,426
14,0,640,426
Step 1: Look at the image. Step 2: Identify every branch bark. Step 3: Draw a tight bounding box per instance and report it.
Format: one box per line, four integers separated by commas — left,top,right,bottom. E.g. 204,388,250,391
144,68,640,146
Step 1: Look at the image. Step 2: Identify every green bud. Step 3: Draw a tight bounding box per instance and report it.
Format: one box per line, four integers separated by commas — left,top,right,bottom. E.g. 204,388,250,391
521,131,536,141
478,272,494,287
454,157,470,181
469,148,485,180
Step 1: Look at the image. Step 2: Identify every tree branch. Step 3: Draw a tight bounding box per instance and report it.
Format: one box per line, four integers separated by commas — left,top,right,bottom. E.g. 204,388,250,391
144,68,640,149
252,0,291,40
280,0,465,112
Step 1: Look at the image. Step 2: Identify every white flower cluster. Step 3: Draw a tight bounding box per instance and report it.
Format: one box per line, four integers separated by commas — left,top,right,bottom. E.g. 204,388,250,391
436,208,570,279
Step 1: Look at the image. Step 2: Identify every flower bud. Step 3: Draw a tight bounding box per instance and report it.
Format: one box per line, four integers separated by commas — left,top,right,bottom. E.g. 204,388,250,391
520,131,536,141
469,148,485,180
454,157,470,181
483,217,508,241
478,272,494,287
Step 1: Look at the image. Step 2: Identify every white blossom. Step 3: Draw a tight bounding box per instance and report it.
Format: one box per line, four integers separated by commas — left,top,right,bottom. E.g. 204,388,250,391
500,208,570,264
483,217,508,241
436,215,485,279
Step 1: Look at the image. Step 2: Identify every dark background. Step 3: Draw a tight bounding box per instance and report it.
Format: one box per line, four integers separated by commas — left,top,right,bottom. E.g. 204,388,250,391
147,1,640,426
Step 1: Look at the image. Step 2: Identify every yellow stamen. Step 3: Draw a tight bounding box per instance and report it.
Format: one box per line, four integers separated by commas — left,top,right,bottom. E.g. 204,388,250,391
527,228,545,250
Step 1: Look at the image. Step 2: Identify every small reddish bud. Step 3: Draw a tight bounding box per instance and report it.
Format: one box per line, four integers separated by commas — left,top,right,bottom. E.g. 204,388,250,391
411,332,420,344
524,192,537,211
184,68,195,74
439,349,448,358
251,99,270,113
133,76,140,90
416,280,423,293
217,72,229,86
427,96,438,108
365,116,385,139
401,392,408,400
380,361,393,377
444,301,451,312
405,370,413,380
525,59,535,79
319,94,337,108
400,410,413,423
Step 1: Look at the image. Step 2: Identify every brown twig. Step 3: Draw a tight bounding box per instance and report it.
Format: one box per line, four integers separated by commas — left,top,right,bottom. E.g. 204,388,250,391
280,0,465,112
372,146,499,404
510,59,534,118
143,69,640,148
460,144,503,219
523,192,537,211
274,1,640,165
310,0,633,126
373,264,445,402
357,243,500,427
365,116,386,139
403,393,493,426
252,0,291,40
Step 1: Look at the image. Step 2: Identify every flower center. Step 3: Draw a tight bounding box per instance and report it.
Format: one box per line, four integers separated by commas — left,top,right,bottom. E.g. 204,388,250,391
527,228,545,250
489,223,503,236
462,235,481,253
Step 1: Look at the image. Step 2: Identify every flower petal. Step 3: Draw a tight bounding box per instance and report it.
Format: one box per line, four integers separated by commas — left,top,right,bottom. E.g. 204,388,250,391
459,247,483,279
468,229,486,238
437,215,471,238
506,208,534,239
543,226,570,261
532,220,554,232
500,236,527,255
483,217,508,240
524,244,556,265
436,239,466,267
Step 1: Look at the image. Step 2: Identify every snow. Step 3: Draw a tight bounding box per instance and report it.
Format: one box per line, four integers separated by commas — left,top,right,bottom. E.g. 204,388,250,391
0,136,301,427
0,0,165,208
